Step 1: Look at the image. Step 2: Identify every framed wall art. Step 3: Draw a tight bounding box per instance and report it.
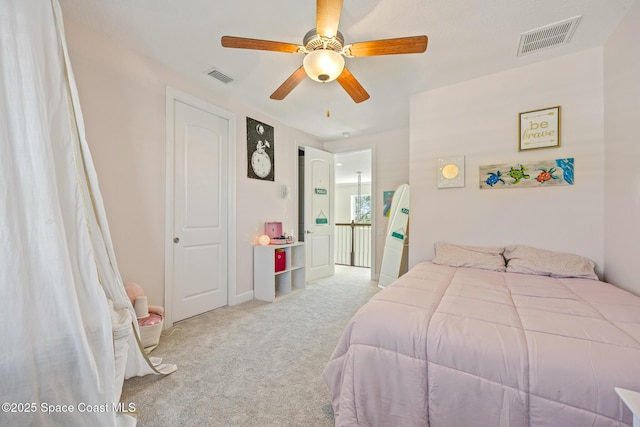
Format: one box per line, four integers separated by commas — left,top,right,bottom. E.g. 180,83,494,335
519,106,560,151
479,157,574,189
383,191,394,217
437,156,465,188
247,117,274,181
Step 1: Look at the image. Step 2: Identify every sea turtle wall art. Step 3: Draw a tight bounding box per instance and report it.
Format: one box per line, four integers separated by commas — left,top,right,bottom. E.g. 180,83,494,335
479,158,574,189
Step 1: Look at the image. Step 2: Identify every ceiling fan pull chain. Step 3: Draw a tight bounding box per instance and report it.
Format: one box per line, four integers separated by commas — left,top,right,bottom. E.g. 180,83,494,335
326,89,331,117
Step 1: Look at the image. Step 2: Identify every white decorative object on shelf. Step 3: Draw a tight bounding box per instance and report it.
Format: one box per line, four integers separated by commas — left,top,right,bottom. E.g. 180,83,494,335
254,242,305,302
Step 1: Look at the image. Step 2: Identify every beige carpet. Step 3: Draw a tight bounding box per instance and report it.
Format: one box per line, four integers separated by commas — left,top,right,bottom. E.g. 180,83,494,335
121,265,379,427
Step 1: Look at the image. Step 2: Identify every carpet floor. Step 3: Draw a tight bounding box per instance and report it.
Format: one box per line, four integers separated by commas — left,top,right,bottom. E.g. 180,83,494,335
120,265,379,427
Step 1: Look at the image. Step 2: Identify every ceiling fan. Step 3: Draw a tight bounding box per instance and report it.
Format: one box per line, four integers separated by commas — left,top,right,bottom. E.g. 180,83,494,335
221,0,428,103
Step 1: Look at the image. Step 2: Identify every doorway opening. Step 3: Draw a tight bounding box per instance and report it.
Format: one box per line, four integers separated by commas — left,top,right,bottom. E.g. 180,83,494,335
334,149,373,272
298,146,374,281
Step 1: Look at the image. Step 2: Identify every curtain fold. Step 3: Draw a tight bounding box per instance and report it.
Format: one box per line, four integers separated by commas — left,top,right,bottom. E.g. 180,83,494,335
0,1,175,425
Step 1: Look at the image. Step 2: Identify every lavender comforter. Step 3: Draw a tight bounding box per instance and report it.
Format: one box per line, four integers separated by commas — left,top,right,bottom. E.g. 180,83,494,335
323,262,640,426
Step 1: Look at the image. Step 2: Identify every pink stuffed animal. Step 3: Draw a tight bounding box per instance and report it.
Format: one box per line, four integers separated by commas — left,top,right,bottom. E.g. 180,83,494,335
124,282,164,316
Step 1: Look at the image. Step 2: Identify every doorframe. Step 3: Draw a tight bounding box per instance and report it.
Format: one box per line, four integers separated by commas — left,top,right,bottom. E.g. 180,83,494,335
297,143,377,281
164,87,237,328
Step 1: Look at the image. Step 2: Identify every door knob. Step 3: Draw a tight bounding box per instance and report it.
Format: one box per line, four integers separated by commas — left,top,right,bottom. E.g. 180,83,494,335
305,230,312,234
173,237,180,243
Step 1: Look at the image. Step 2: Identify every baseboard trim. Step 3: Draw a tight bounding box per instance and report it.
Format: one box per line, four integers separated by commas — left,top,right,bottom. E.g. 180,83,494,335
231,291,254,306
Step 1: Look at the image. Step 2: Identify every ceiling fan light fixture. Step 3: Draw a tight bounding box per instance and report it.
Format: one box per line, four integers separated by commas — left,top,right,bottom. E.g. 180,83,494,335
303,49,345,82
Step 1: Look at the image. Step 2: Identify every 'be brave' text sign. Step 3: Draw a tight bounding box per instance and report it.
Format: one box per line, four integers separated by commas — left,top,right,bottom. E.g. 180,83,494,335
519,106,560,151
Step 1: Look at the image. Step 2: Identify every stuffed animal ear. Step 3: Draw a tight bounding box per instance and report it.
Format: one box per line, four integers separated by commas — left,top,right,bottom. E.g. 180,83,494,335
124,282,145,306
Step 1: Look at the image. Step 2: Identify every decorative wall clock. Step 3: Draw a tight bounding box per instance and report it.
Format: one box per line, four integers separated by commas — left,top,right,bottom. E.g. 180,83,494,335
247,117,275,181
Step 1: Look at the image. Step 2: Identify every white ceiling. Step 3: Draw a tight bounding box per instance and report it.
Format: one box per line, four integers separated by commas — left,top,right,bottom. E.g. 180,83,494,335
335,150,372,185
58,0,633,142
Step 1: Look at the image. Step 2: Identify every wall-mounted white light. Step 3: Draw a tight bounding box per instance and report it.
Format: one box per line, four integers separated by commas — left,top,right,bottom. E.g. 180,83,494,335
281,184,290,199
438,156,465,188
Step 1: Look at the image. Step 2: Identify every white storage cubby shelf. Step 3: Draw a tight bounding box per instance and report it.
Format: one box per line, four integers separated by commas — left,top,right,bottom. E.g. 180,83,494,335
254,242,305,302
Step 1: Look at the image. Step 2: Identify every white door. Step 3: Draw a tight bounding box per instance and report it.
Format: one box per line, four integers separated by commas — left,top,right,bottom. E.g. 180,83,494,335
304,146,335,280
171,99,229,322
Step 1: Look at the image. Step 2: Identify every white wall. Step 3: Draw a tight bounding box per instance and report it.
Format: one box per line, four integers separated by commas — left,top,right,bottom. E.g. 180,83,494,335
324,128,410,278
603,0,640,295
409,48,605,276
64,19,320,307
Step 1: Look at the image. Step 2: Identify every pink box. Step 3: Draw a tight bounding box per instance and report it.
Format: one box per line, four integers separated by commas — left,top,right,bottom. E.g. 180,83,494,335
275,249,286,272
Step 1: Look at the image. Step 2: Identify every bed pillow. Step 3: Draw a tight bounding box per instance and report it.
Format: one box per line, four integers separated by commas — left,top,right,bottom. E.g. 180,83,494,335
432,242,506,271
504,245,598,280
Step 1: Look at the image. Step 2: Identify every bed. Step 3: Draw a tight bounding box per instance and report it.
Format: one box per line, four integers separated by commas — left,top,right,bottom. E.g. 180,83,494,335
322,244,640,427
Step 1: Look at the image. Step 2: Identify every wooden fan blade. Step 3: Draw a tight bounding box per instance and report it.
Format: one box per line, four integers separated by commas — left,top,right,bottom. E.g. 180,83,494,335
270,66,308,100
347,35,428,57
221,36,301,53
336,67,370,103
316,0,343,38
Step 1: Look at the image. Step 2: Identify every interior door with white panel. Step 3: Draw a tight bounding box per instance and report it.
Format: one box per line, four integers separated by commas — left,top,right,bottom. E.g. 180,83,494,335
172,99,229,322
304,146,335,281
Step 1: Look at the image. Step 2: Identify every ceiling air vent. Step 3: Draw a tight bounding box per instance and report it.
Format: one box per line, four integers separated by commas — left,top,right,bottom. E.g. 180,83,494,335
207,68,234,84
517,15,581,56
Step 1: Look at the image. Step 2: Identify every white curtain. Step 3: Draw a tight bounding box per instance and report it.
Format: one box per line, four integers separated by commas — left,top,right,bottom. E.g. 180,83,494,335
0,0,175,426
